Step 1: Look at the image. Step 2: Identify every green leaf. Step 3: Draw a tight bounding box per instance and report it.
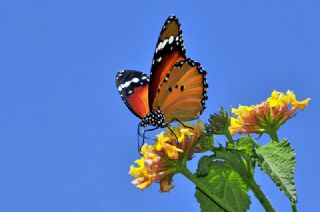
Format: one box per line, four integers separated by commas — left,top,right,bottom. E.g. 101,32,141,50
236,137,256,156
213,148,251,179
197,135,214,153
195,152,251,212
256,139,297,204
197,156,214,177
235,137,256,177
195,166,251,212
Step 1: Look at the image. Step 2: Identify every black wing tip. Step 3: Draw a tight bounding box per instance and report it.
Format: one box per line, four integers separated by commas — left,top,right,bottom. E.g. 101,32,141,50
167,15,179,22
162,15,181,31
115,70,149,87
115,70,125,86
116,70,148,78
116,69,125,77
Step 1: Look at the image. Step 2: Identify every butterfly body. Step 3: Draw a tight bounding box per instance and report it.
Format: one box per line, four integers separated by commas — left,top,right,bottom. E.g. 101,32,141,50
140,110,166,127
116,15,208,130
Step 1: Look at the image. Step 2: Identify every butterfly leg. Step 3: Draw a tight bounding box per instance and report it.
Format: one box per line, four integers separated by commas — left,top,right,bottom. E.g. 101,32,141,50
142,127,159,141
138,126,159,155
172,118,194,130
166,125,180,146
137,124,143,154
137,124,152,140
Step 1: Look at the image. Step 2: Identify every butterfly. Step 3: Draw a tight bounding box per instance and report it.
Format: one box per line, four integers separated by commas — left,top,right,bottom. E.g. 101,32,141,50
116,15,208,135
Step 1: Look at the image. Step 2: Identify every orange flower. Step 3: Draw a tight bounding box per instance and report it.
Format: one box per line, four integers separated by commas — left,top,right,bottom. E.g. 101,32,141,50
129,121,202,192
229,90,310,136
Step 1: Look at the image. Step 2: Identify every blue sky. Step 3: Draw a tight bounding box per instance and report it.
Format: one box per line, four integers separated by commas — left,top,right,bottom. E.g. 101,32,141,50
0,0,319,211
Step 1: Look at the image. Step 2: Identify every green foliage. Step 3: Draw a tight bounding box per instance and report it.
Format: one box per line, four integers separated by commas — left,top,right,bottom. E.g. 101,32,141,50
204,107,230,135
197,156,214,177
195,158,251,212
234,137,256,178
213,148,253,180
191,107,300,211
256,140,297,204
197,135,214,153
235,137,256,156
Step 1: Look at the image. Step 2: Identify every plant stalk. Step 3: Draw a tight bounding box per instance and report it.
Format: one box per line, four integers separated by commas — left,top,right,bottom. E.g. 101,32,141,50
246,177,276,212
223,131,276,211
225,130,235,145
180,167,233,212
268,130,279,142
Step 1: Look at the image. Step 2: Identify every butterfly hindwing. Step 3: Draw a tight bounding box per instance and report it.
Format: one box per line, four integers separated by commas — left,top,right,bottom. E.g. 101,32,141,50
116,70,150,118
152,59,208,122
148,15,186,109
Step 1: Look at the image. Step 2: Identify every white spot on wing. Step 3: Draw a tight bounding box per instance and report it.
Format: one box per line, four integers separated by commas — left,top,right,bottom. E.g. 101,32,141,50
122,81,130,88
156,39,168,53
132,78,139,83
117,77,141,92
168,35,174,44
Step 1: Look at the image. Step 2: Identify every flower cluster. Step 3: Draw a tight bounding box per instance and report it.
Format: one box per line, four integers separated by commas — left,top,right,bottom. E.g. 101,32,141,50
129,121,202,192
229,90,310,136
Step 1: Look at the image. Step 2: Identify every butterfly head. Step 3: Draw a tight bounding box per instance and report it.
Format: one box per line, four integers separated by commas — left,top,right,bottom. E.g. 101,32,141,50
140,110,166,127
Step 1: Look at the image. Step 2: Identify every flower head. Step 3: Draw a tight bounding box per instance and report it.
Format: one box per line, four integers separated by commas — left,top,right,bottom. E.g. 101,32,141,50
229,90,310,136
129,121,202,192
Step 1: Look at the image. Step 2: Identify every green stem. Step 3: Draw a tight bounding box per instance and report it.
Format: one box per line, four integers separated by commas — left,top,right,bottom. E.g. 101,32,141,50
246,177,276,212
223,132,276,211
224,130,235,145
180,166,233,212
291,203,297,212
268,130,279,142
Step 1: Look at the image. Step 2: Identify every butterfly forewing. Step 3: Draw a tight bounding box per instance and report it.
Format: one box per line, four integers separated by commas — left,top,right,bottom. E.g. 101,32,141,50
152,59,208,122
116,70,150,118
148,15,186,109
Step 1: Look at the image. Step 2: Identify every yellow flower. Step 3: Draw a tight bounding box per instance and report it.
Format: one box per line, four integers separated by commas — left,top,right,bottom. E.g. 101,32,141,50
231,105,254,117
154,132,170,151
129,121,203,191
286,90,310,110
266,90,289,107
128,158,145,178
178,128,194,143
129,157,153,190
154,132,183,160
266,90,310,109
229,117,243,136
229,90,310,136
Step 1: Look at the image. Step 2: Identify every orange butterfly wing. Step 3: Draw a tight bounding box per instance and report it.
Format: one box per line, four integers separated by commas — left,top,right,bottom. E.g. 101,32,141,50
148,16,186,109
152,59,208,122
116,70,150,118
